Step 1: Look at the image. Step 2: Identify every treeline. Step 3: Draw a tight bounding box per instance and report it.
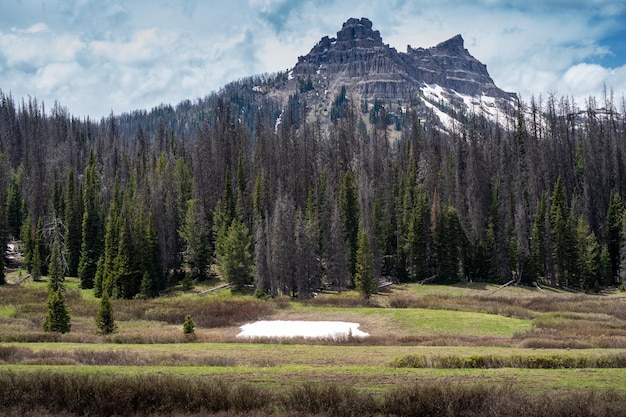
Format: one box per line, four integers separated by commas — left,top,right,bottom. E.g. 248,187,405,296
1,85,625,297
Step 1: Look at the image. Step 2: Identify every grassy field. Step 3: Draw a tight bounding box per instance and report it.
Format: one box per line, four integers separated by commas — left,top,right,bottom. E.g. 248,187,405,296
2,271,626,416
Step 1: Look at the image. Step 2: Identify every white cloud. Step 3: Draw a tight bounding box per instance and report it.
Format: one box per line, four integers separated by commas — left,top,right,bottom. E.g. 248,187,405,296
0,0,624,118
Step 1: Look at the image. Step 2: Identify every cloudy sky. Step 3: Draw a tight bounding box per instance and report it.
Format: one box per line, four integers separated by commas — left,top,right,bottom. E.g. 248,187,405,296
1,0,625,119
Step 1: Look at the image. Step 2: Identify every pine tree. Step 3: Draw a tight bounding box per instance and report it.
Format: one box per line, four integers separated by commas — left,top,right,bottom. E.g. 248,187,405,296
217,217,253,290
43,289,71,334
575,217,600,290
5,173,23,239
112,211,139,299
528,192,547,282
354,228,376,299
48,235,65,292
433,205,463,281
31,220,43,281
405,185,431,282
95,291,117,335
339,171,359,281
179,198,210,281
0,247,5,285
606,192,624,283
63,168,82,277
327,203,349,291
78,150,103,289
550,176,577,287
183,314,195,335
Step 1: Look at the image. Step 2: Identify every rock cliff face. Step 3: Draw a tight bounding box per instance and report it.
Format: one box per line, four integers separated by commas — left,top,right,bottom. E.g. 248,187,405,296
286,17,515,127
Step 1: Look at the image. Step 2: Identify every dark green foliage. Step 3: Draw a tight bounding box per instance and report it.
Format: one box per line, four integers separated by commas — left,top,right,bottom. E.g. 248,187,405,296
179,198,210,281
433,204,464,281
5,172,23,239
339,171,359,281
43,289,71,334
217,217,253,290
550,176,578,287
606,191,624,282
182,314,195,335
78,150,103,289
47,235,64,292
63,168,82,277
0,246,5,285
355,228,377,298
3,83,626,296
95,291,117,335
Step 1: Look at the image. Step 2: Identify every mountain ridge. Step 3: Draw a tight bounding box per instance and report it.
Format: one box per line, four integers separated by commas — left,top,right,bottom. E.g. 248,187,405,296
270,17,517,131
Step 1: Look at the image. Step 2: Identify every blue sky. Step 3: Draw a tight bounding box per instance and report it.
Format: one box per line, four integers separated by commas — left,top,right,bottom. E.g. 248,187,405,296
1,0,625,119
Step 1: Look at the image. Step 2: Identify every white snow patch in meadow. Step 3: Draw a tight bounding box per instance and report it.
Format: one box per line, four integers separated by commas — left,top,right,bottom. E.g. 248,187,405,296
237,320,369,339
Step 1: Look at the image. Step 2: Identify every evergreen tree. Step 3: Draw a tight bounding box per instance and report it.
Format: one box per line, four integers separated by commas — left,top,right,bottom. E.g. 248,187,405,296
217,217,253,290
30,219,43,281
327,203,349,291
78,150,103,289
48,235,65,292
295,209,320,299
0,246,5,285
339,171,359,281
19,215,33,272
96,193,121,297
606,192,624,282
183,314,195,335
43,289,71,334
405,185,431,281
528,192,547,282
433,205,463,281
63,168,82,277
354,228,376,298
575,217,600,290
138,213,163,298
95,291,117,335
5,172,23,239
550,176,577,287
179,198,210,281
112,211,139,299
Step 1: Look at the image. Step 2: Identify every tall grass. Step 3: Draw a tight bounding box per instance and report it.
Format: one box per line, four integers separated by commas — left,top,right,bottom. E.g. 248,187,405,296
1,370,626,417
391,352,626,369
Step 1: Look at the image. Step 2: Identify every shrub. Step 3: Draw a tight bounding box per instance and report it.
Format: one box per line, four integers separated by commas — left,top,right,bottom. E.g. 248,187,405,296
183,314,195,336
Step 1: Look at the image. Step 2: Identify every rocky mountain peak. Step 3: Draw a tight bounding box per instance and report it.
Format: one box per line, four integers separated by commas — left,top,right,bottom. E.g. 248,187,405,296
434,34,465,51
336,17,384,49
284,18,516,131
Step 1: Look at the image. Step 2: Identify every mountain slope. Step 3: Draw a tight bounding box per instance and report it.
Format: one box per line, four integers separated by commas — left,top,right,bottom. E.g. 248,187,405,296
266,17,517,131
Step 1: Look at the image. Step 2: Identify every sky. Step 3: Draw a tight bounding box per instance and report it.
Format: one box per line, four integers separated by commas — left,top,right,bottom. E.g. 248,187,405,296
1,0,625,119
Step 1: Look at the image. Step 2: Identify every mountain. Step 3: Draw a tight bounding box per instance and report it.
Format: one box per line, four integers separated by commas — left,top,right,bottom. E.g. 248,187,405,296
263,17,517,132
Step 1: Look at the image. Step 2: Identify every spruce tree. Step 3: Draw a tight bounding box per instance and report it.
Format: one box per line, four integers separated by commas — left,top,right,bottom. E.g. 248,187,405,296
63,168,82,277
43,289,71,333
48,235,65,292
0,247,5,285
354,228,376,298
606,192,624,282
179,199,210,281
78,150,103,289
95,291,117,335
183,314,195,335
550,176,577,287
217,217,253,290
339,171,359,281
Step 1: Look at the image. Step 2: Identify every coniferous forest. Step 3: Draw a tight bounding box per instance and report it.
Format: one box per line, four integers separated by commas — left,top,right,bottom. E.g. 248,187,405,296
1,79,626,299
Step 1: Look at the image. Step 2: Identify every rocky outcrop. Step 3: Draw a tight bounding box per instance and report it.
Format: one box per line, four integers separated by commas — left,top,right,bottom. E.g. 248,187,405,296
291,17,515,103
405,35,515,99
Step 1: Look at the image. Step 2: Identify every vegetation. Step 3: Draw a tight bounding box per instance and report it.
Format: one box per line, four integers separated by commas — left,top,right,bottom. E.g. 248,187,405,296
94,291,117,335
2,69,626,415
2,86,626,298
